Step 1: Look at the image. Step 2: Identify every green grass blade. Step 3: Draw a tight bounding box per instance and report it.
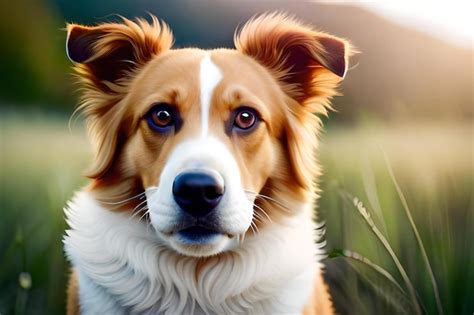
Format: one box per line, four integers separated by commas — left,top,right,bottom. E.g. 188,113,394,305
383,152,444,315
360,155,389,235
340,190,422,315
329,248,406,294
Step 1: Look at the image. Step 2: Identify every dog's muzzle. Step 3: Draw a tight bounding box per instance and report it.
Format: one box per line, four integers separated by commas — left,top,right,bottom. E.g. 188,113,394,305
172,169,224,217
171,169,226,242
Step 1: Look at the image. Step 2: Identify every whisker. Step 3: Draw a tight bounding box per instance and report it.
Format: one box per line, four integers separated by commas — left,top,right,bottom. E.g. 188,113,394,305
250,220,260,236
252,209,268,226
127,204,148,223
249,223,257,236
252,211,265,223
256,195,292,213
244,189,293,213
136,205,148,214
132,199,148,213
100,191,147,205
129,208,146,221
129,205,149,222
253,204,273,223
253,221,260,234
129,201,149,221
137,208,150,223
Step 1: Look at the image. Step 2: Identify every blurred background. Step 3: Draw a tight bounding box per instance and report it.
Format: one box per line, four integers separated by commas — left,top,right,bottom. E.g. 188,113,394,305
0,0,472,314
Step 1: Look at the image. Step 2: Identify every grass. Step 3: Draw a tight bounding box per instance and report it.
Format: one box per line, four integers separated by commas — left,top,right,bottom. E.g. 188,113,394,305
319,122,473,314
341,192,421,314
384,152,443,315
0,111,472,314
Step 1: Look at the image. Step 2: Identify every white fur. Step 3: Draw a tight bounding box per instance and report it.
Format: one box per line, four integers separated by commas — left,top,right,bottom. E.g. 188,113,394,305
146,55,251,257
199,54,222,137
146,136,254,257
64,192,323,314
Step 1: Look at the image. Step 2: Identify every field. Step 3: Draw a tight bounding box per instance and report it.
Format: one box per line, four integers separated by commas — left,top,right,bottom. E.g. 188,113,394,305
0,112,472,314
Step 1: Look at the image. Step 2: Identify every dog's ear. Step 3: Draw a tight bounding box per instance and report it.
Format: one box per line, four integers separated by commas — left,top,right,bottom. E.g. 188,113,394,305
235,12,353,114
67,16,173,91
236,13,353,191
66,16,173,179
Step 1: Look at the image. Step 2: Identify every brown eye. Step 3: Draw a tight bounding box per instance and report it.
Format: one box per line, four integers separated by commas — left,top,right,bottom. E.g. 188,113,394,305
234,109,257,130
146,104,175,132
153,109,172,126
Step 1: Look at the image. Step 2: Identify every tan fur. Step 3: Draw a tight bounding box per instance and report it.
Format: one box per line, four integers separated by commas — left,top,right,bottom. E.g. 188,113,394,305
67,16,174,179
303,272,335,315
66,13,352,314
66,269,80,315
235,12,353,192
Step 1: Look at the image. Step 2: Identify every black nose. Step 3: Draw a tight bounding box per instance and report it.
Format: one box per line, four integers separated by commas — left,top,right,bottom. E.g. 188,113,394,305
172,170,224,217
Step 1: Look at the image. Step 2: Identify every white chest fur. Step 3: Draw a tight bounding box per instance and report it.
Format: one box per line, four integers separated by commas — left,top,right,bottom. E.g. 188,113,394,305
64,192,323,314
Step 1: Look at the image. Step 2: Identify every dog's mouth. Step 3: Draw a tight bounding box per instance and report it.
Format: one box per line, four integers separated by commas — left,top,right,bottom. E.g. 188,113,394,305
176,226,221,244
157,216,233,246
159,222,235,257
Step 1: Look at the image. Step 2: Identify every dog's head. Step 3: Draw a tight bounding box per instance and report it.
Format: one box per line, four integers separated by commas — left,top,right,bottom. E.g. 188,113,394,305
67,13,351,257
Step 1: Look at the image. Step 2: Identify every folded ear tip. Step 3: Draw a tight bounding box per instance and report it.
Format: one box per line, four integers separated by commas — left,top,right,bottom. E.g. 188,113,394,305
65,24,95,63
334,60,348,78
318,35,349,78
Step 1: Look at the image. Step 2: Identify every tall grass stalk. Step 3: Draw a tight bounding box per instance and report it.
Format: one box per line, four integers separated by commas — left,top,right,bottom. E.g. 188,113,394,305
329,249,405,294
340,191,422,315
360,155,388,235
339,249,411,314
383,152,444,315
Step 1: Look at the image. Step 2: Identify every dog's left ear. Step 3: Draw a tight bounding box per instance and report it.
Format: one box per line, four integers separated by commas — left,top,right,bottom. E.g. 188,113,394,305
236,13,354,192
235,12,353,113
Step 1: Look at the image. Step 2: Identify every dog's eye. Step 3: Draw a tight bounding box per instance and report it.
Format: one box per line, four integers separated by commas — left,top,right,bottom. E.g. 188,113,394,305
146,104,175,132
233,108,258,131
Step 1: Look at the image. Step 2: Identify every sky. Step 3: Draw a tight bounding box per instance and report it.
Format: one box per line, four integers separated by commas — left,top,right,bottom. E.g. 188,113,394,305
322,0,473,48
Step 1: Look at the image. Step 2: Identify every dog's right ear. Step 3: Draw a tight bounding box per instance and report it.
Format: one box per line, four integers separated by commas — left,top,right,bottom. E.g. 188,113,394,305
66,17,174,179
66,16,173,92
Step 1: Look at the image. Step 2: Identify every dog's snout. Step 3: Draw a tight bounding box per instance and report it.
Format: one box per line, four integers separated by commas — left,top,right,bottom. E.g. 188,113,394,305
172,170,224,217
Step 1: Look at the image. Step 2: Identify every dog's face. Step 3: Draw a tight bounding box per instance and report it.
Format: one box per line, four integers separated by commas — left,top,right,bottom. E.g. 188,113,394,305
123,49,284,256
67,13,350,257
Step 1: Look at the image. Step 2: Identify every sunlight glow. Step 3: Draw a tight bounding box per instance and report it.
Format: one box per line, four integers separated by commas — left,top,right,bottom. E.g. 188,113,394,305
322,0,473,48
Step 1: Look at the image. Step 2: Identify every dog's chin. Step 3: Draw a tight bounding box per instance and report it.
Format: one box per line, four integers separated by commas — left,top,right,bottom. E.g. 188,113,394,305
157,227,235,257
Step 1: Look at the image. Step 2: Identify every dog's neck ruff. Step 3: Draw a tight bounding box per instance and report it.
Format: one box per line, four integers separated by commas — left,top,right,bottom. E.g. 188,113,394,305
64,192,322,314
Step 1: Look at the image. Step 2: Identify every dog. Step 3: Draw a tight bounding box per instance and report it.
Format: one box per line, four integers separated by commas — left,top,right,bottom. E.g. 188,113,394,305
63,12,351,315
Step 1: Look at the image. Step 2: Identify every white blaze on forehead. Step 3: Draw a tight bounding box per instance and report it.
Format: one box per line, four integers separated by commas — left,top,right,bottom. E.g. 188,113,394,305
199,53,223,137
